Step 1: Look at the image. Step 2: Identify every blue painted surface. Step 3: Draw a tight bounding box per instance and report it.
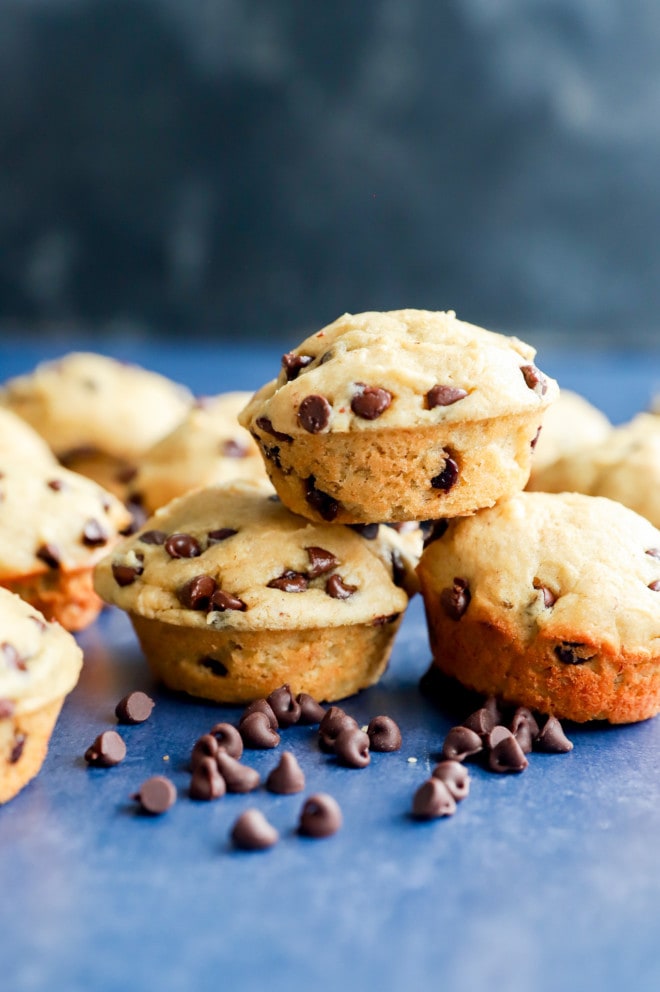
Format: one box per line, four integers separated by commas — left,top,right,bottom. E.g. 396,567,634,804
1,341,660,992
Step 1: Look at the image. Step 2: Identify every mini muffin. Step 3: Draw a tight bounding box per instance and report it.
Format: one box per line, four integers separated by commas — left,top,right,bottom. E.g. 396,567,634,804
0,408,59,467
128,392,268,515
0,588,83,804
417,491,660,724
94,481,412,704
238,309,558,524
529,413,660,529
0,462,132,631
0,352,192,496
527,389,610,484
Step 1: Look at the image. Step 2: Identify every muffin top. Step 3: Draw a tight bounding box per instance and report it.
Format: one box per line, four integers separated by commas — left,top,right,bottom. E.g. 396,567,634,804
417,491,660,654
239,310,558,437
0,461,132,580
0,352,192,460
94,481,410,631
129,392,267,514
0,408,58,467
528,389,610,477
0,588,83,715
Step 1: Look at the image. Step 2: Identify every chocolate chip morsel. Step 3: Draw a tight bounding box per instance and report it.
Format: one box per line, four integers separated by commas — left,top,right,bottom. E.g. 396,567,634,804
207,527,238,544
298,793,343,838
441,726,482,762
266,751,306,794
510,707,540,754
412,778,457,819
10,734,26,764
432,761,470,801
115,691,155,725
440,578,470,621
305,546,339,578
215,752,261,793
488,729,529,773
267,685,302,728
231,809,279,850
649,580,660,592
190,733,220,770
282,352,314,380
255,416,294,443
298,394,332,434
351,384,392,420
1,642,27,671
164,533,202,559
367,715,402,752
520,364,548,396
334,727,371,768
112,554,145,587
36,543,61,569
209,722,244,759
318,707,359,753
0,699,15,718
179,575,217,610
350,523,380,540
431,455,459,493
425,385,468,409
554,642,595,665
82,518,109,547
240,711,281,749
304,476,340,522
133,775,177,814
295,693,326,725
240,699,279,731
84,730,127,767
139,529,168,546
536,716,574,753
209,589,247,613
325,575,358,600
189,756,227,800
267,571,309,593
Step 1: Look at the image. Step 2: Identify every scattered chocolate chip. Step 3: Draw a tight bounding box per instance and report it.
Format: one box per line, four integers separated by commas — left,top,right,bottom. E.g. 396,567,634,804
318,707,359,752
487,725,512,750
190,734,220,770
367,715,402,752
266,751,306,794
440,578,470,620
536,716,574,753
198,656,229,677
510,707,540,754
426,385,468,409
115,464,138,484
325,574,357,600
164,533,202,559
390,549,407,589
295,693,326,725
231,809,279,850
36,543,61,569
240,711,281,749
111,555,144,586
261,444,282,468
441,726,483,761
351,385,392,420
209,722,244,759
483,696,503,724
221,439,249,458
432,761,470,801
530,426,542,449
298,793,343,838
82,519,109,547
47,478,65,491
139,529,167,545
334,727,371,768
488,731,529,773
431,455,459,492
209,589,247,612
298,394,332,433
465,706,499,739
240,699,279,731
304,476,340,521
121,501,148,534
207,528,238,544
349,523,379,539
555,642,595,665
10,733,26,764
179,574,217,610
649,580,660,592
267,685,302,727
520,364,548,395
115,691,155,725
646,548,660,559
535,583,557,607
189,756,227,800
255,416,293,443
421,519,448,546
0,699,15,718
412,778,457,819
306,546,339,578
267,570,309,593
133,775,177,814
215,751,260,793
282,352,314,380
371,613,401,626
1,642,26,671
84,730,127,767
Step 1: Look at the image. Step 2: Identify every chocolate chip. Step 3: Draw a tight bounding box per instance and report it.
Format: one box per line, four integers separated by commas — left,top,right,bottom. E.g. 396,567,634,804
367,715,402,752
190,734,220,770
207,528,238,544
209,589,247,612
240,711,281,749
306,546,339,578
216,751,260,793
115,464,138,484
487,725,512,750
0,699,15,718
555,642,595,665
10,733,26,764
440,578,470,620
318,707,359,752
426,385,468,409
646,548,660,559
510,707,540,754
535,716,574,753
412,778,457,819
231,809,279,850
298,394,332,433
139,529,167,545
240,699,279,732
221,440,249,458
164,533,202,558
47,478,65,491
179,574,217,610
267,570,308,593
115,691,155,725
189,756,227,800
432,760,470,801
649,580,660,592
431,454,459,492
112,555,144,586
488,731,529,773
82,519,109,547
133,775,177,814
261,444,282,468
421,518,449,546
483,695,503,724
351,385,392,420
295,693,326,725
441,726,483,761
325,574,357,600
198,656,229,677
208,722,244,759
390,549,407,589
371,613,401,626
349,523,379,539
465,706,500,739
255,416,293,443
520,364,548,395
84,730,127,767
531,426,542,449
1,642,26,671
266,751,305,794
304,476,340,521
298,793,343,838
267,685,302,727
333,727,370,768
36,543,61,569
121,501,148,535
282,352,314,380
535,582,557,607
